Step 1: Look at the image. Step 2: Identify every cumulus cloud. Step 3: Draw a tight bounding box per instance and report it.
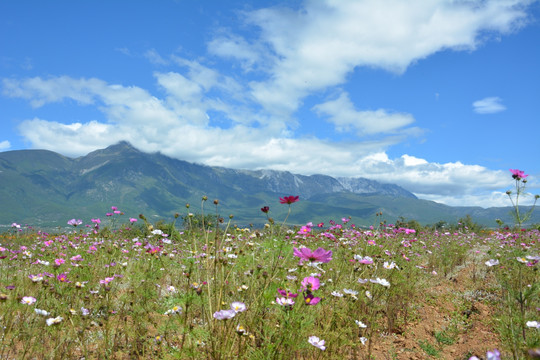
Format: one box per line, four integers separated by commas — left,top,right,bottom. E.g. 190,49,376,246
245,0,531,114
2,0,536,207
0,140,10,151
312,92,415,136
473,96,507,114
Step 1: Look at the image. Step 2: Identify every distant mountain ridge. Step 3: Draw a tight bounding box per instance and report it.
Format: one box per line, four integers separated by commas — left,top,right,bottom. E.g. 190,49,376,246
0,141,538,228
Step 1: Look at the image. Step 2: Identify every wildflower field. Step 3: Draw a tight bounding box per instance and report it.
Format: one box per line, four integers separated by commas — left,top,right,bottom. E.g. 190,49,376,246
1,200,539,360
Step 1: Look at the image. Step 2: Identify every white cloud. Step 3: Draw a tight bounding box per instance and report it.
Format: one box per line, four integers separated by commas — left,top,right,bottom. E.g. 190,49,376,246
18,118,119,156
312,92,415,135
207,34,262,71
144,49,169,65
0,140,10,151
244,0,531,114
473,96,507,114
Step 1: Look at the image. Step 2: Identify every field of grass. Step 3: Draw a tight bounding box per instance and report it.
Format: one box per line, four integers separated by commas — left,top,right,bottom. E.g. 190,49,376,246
0,202,539,359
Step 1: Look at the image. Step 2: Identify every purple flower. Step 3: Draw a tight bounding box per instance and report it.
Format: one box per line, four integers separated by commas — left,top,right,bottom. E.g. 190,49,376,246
486,349,501,360
471,349,501,360
308,336,326,350
213,309,236,320
67,219,82,227
293,247,332,263
277,289,298,298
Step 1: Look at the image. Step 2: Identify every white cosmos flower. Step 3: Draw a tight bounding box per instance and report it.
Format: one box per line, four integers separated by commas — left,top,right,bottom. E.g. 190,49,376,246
355,320,367,328
46,316,63,326
230,301,247,313
34,308,50,316
526,321,540,328
485,259,499,267
308,336,326,350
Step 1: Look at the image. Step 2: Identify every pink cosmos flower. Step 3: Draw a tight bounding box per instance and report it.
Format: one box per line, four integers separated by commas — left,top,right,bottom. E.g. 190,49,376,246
297,225,311,235
100,277,114,285
70,255,83,262
54,258,65,266
279,195,299,204
21,296,37,305
293,247,332,263
510,169,528,180
301,276,320,291
277,289,299,298
57,273,70,283
129,218,137,223
303,293,321,305
67,219,82,227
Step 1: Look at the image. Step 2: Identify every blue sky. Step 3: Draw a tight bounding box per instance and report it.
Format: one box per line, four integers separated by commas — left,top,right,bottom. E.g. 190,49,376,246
1,0,539,207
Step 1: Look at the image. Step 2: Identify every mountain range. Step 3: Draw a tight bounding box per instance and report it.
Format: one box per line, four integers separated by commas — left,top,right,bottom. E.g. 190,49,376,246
0,141,537,229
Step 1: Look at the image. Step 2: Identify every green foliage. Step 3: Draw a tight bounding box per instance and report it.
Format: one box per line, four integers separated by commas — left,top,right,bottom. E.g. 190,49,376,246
418,339,440,357
181,213,218,230
457,214,483,233
395,216,425,233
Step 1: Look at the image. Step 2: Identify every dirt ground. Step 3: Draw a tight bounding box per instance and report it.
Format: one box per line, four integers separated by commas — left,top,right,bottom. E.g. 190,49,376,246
369,262,504,360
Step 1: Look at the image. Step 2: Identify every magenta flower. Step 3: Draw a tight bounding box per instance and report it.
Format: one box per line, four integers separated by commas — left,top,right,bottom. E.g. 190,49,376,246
293,247,332,263
303,293,321,305
301,276,320,291
129,218,137,223
510,169,528,180
297,225,311,235
261,206,270,213
279,195,299,204
57,273,70,283
54,258,65,266
277,289,299,298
